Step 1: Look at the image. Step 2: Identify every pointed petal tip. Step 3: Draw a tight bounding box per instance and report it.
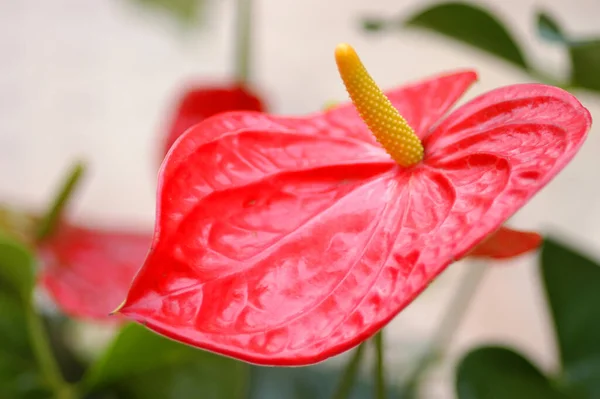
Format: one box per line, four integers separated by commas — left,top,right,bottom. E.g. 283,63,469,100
436,68,479,81
109,299,127,316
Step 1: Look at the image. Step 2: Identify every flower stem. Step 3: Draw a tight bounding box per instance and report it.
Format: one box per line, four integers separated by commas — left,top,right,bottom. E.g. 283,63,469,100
401,261,489,395
36,161,86,241
331,343,366,399
233,0,253,84
25,300,74,399
373,331,386,399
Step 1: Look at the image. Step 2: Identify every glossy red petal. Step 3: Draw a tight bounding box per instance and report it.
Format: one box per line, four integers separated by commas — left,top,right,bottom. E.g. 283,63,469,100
39,223,151,322
157,127,390,239
466,226,542,260
158,70,478,201
119,81,591,366
424,84,591,259
162,84,265,158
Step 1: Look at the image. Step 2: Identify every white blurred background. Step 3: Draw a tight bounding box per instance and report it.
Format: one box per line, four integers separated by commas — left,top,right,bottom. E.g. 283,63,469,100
2,0,600,397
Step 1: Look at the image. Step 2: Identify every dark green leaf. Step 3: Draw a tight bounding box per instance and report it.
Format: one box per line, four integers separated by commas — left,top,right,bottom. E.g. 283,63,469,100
85,323,248,399
534,11,600,92
117,360,247,399
0,292,30,359
536,12,566,43
456,346,567,399
0,233,36,300
0,238,53,398
568,40,600,92
404,2,528,70
0,292,48,398
541,237,600,398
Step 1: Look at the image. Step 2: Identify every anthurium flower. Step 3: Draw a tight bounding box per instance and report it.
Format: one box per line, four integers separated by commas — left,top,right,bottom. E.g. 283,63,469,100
39,223,151,321
162,84,265,158
116,43,591,366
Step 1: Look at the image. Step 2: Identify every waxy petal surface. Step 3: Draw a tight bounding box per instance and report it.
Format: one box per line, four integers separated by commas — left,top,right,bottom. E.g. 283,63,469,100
39,224,150,321
158,70,479,234
119,75,591,365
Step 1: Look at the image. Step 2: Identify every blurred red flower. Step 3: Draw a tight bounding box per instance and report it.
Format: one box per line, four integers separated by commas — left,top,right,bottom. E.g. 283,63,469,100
162,84,266,158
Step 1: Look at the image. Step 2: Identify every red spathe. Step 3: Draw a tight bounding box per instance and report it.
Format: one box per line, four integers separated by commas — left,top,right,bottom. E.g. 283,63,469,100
118,70,591,365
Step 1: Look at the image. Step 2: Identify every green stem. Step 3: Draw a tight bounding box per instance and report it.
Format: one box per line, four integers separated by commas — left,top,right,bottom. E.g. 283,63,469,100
373,331,386,399
36,161,86,241
401,261,489,394
233,0,253,84
25,301,74,399
331,343,367,399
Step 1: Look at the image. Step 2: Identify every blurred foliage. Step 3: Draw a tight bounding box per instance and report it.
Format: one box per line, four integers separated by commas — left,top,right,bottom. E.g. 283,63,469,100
456,238,600,398
0,234,36,300
362,2,600,93
249,357,404,399
84,323,248,398
541,238,600,397
568,41,600,92
536,11,600,92
124,0,207,26
36,162,85,242
0,237,48,398
404,2,529,70
537,12,564,43
0,207,38,245
362,2,529,70
0,292,48,399
81,322,404,399
456,346,567,399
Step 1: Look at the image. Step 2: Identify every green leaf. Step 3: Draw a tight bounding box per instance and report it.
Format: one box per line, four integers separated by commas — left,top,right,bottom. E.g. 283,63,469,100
568,40,600,92
117,359,248,399
534,11,600,92
541,237,600,397
85,323,249,399
456,346,567,399
0,292,48,398
36,161,86,241
0,233,36,300
536,12,566,43
0,235,60,398
404,2,528,70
